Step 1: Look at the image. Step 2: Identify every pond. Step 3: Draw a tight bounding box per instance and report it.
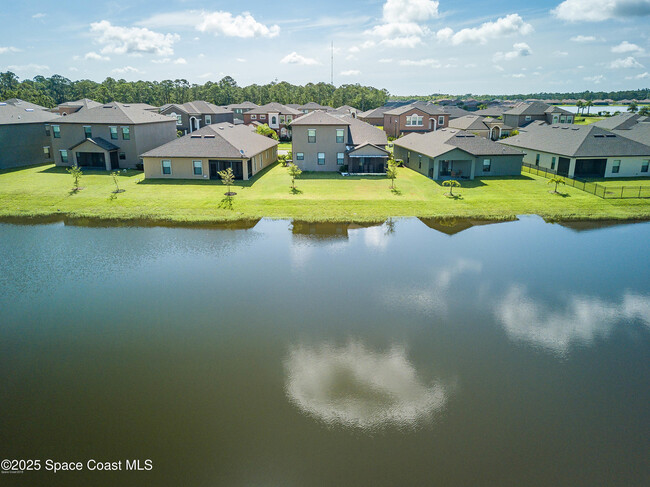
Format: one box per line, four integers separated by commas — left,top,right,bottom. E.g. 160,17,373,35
1,216,649,486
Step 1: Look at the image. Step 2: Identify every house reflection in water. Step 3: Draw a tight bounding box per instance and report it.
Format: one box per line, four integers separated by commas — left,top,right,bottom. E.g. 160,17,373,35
290,221,385,240
418,217,506,236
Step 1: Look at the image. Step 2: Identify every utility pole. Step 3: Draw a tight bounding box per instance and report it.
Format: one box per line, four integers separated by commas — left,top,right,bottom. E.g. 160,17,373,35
331,41,334,86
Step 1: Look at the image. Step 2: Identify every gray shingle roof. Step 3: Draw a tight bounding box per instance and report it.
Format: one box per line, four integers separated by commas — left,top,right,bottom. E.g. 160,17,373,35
0,103,59,125
499,123,650,158
609,122,650,145
246,102,302,116
69,137,120,151
504,101,571,116
2,98,50,111
448,115,491,131
384,101,447,116
140,122,278,159
224,101,259,110
395,128,523,159
593,113,644,131
58,99,103,110
441,105,472,119
162,101,231,115
51,102,176,125
358,106,392,119
289,111,351,126
299,101,332,110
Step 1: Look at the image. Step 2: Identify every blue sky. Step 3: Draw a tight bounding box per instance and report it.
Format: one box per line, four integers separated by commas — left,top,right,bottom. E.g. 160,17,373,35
1,0,649,95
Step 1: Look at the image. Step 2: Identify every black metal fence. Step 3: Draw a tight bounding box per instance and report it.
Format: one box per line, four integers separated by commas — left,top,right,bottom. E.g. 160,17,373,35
521,163,650,199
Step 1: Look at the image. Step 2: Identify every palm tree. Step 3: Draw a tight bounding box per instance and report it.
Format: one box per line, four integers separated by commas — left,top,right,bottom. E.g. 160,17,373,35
576,100,584,116
585,100,593,115
548,176,566,194
442,179,461,197
627,102,638,113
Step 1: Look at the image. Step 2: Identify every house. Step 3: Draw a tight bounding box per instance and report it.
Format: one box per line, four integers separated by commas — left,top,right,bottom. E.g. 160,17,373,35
0,101,59,169
593,114,650,146
473,106,507,118
502,101,574,128
290,111,389,173
160,101,234,134
328,105,360,118
448,115,513,140
298,102,333,114
383,101,450,138
3,98,50,111
49,102,177,171
242,102,303,140
498,123,650,178
357,106,392,126
141,122,277,181
54,98,103,115
126,103,159,112
441,105,472,120
393,128,524,180
223,101,259,122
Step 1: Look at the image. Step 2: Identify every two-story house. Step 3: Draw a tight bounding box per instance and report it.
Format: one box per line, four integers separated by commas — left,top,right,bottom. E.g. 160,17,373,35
223,101,259,122
290,111,389,173
160,101,234,135
383,102,450,138
49,102,177,171
243,103,303,140
502,101,574,128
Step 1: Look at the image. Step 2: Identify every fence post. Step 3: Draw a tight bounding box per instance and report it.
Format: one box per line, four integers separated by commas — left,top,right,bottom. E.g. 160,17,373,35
640,186,642,198
621,187,624,198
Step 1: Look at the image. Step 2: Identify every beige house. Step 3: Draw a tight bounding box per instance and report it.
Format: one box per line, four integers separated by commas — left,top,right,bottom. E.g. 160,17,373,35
141,123,278,180
448,115,513,140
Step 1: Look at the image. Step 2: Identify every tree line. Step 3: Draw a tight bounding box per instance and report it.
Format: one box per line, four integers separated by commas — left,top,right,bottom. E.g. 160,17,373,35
0,72,389,111
391,89,650,102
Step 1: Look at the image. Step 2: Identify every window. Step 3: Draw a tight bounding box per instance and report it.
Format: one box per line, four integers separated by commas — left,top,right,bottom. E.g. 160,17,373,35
193,160,202,175
418,155,422,169
308,129,316,143
483,158,491,172
52,125,60,138
260,114,266,120
170,112,182,125
525,115,531,121
551,157,556,170
119,152,126,160
642,160,649,173
535,153,540,166
317,152,325,165
43,146,51,158
271,116,277,125
567,117,573,123
438,116,445,126
612,160,620,173
122,126,130,140
83,126,92,138
279,115,285,123
287,116,292,123
205,115,211,125
109,126,118,140
251,114,257,120
337,153,344,165
59,150,68,163
336,129,344,143
560,116,566,123
44,124,50,136
161,160,172,175
406,115,423,126
296,152,304,161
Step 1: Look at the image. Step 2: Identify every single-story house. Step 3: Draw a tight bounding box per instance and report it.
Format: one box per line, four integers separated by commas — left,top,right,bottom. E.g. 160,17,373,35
498,123,650,178
141,122,278,180
503,101,574,128
448,115,513,140
393,128,524,180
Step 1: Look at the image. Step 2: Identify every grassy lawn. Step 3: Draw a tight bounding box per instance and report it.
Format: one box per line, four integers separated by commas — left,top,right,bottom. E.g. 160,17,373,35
278,142,292,151
1,163,649,224
583,177,650,187
574,117,605,125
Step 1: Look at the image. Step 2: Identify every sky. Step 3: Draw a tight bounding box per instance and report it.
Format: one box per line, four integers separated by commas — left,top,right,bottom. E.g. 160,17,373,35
1,0,649,95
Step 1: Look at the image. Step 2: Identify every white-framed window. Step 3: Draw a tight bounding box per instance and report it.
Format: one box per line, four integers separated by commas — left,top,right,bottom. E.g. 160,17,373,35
317,152,325,165
337,153,344,165
44,124,50,136
52,125,60,138
287,115,292,123
109,126,118,139
535,153,540,165
251,114,257,120
483,158,491,172
122,126,130,140
260,114,266,120
119,152,126,160
205,115,212,125
161,159,172,175
406,114,423,126
43,146,51,158
336,129,345,143
59,149,68,163
279,115,285,123
193,160,202,175
612,160,621,173
83,126,92,138
308,129,316,143
438,116,444,126
551,157,556,170
567,116,573,123
525,115,531,121
271,116,277,125
560,116,566,123
642,160,649,173
296,152,304,160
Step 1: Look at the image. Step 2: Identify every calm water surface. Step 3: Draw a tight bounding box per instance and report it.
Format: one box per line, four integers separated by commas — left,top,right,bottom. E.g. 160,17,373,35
1,216,649,486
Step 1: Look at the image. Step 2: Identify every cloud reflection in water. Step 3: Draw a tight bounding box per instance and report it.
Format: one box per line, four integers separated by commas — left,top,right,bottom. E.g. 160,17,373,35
284,341,448,430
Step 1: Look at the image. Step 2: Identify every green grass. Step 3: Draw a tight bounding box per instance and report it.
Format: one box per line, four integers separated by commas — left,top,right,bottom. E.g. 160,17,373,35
583,177,650,187
574,117,605,125
278,142,292,151
1,163,649,225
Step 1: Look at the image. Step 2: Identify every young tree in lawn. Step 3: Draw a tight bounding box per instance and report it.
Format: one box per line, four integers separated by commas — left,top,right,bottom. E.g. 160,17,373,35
547,176,566,194
442,179,461,197
287,162,302,191
386,158,398,190
67,164,83,192
217,167,235,195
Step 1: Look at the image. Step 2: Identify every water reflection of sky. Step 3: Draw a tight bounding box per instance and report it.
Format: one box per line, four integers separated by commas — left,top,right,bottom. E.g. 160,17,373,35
285,341,448,430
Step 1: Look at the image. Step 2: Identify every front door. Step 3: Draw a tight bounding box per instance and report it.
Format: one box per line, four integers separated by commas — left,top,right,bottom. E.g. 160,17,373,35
109,151,118,170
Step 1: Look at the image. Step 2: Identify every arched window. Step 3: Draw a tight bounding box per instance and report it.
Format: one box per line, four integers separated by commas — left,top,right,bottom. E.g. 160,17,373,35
271,116,277,125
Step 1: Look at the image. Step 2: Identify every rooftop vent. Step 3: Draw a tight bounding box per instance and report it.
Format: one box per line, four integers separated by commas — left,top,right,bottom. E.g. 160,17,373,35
190,135,201,138
0,102,6,106
594,134,605,138
605,134,616,138
25,108,34,112
204,135,215,138
218,127,224,130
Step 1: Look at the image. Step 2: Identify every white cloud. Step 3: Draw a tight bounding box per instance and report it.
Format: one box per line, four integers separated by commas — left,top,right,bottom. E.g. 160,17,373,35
32,13,46,19
7,63,48,72
493,64,505,71
399,58,441,67
437,14,533,45
380,35,423,48
382,0,439,23
553,50,569,57
584,75,605,83
90,20,179,56
151,58,171,64
112,66,142,74
345,54,358,61
611,41,644,53
493,42,533,61
553,0,650,22
198,72,212,79
340,69,361,76
570,35,596,42
280,52,319,65
139,10,279,38
173,57,187,64
0,46,22,54
364,0,439,49
84,51,110,61
610,56,645,68
349,46,360,53
236,58,246,63
625,71,649,79
378,58,393,63
68,67,79,72
511,73,526,78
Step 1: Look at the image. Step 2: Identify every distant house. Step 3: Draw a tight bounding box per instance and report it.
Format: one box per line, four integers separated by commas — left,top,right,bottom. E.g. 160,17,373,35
502,101,574,128
357,106,392,126
498,123,650,178
383,101,450,138
160,101,234,135
448,115,513,140
393,128,524,180
328,105,360,118
0,101,58,170
242,102,303,140
223,101,259,122
290,111,389,173
54,98,103,116
3,98,50,111
473,106,507,118
141,123,277,181
49,102,177,171
298,102,333,114
441,105,473,120
593,113,650,145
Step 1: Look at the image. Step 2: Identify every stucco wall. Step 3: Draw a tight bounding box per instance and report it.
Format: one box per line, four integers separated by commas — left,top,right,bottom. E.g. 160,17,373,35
292,124,349,171
0,123,54,169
